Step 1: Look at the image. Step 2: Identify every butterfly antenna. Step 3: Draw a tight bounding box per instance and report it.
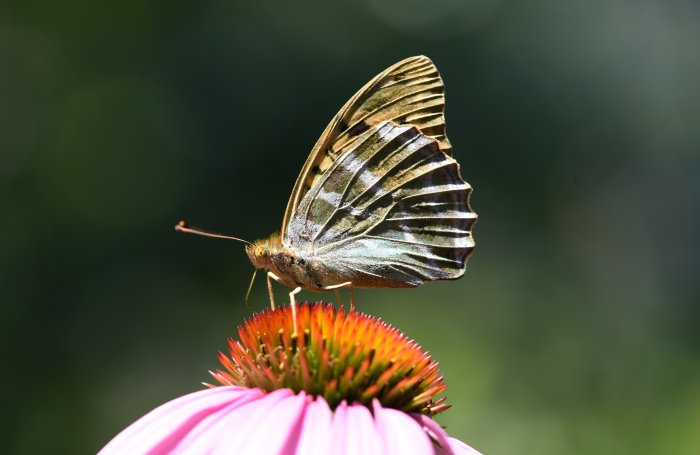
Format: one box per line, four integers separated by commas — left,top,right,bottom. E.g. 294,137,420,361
175,220,253,246
244,269,257,309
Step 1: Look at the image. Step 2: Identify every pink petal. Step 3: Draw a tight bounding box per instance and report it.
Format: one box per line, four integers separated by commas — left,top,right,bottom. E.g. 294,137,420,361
100,387,483,455
180,388,305,454
99,386,261,455
446,437,483,455
294,397,333,455
372,399,433,454
329,401,350,453
339,403,384,454
326,401,389,454
412,414,483,455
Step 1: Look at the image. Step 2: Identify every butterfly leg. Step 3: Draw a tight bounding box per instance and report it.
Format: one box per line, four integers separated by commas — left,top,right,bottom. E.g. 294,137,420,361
321,282,353,310
244,269,257,309
289,286,302,335
266,271,280,310
334,289,342,307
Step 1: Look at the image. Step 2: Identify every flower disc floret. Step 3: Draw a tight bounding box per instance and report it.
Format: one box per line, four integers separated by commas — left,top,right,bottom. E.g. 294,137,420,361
210,303,449,416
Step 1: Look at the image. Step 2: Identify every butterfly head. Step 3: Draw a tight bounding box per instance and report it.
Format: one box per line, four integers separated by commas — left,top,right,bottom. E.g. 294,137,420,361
245,233,283,270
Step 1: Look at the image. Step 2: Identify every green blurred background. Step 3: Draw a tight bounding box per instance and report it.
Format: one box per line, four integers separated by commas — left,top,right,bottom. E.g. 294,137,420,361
2,0,699,453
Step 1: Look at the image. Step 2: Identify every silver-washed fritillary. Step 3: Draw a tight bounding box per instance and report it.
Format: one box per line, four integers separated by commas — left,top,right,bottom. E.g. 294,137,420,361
177,56,477,327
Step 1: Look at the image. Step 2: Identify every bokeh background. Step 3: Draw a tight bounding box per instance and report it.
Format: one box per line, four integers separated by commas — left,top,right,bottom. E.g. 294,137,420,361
2,0,699,453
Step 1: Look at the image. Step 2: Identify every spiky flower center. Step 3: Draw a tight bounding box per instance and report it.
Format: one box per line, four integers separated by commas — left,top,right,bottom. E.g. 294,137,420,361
210,303,449,416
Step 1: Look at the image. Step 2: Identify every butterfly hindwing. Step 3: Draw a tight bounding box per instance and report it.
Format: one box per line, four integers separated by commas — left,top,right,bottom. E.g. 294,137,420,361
286,122,475,287
281,56,451,237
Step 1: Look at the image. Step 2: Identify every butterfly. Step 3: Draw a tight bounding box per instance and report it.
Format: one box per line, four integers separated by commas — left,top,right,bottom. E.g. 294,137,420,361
177,56,477,329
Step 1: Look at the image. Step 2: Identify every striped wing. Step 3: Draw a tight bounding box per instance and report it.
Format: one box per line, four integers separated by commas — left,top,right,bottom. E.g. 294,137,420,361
281,56,450,238
285,122,476,287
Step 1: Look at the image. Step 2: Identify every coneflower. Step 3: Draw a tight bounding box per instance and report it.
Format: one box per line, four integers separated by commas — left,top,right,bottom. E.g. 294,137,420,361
99,303,481,454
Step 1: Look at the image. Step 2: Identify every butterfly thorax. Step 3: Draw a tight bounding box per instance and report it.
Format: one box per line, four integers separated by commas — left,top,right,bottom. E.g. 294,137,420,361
245,232,330,290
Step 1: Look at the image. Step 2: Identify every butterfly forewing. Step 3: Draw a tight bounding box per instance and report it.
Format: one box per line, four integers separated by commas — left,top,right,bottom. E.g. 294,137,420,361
330,58,450,154
281,56,452,238
286,122,475,288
